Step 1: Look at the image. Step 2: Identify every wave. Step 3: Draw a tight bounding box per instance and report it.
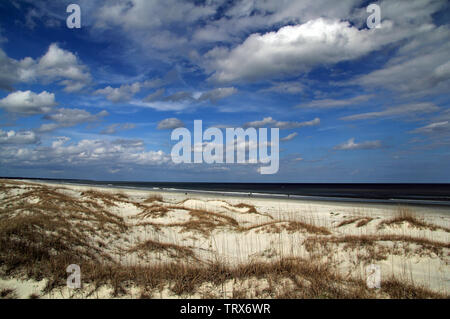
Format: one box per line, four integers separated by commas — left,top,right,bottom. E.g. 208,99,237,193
21,178,450,207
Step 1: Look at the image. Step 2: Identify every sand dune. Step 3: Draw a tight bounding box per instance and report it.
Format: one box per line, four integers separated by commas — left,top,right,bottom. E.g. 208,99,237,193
0,179,448,299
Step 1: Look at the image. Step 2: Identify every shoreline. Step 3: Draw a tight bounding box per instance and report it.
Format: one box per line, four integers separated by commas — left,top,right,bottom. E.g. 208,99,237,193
17,178,450,211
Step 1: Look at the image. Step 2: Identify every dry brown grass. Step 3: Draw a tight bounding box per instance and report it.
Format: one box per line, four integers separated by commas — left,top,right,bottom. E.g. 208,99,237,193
81,190,121,207
136,205,170,218
240,220,331,235
26,256,445,299
143,194,163,203
0,182,129,292
305,234,449,259
308,234,449,248
190,209,239,227
338,217,373,228
285,221,331,235
128,239,195,259
356,218,373,227
233,203,274,219
0,212,114,291
0,178,36,187
163,209,238,236
234,203,257,214
337,217,361,227
0,288,17,299
138,207,239,236
381,277,447,299
1,180,448,299
135,200,328,237
378,208,450,232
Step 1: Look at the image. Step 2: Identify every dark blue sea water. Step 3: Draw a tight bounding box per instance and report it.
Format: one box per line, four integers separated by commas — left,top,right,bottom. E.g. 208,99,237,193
9,177,450,207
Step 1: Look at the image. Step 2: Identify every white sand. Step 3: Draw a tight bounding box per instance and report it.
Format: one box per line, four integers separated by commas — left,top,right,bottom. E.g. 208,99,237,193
0,179,449,298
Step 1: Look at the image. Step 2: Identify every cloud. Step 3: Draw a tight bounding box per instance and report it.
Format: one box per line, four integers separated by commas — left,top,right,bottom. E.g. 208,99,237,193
341,103,440,121
12,0,444,80
334,138,382,150
38,108,109,132
0,43,91,92
19,3,62,30
130,99,193,111
244,117,320,129
86,0,219,60
0,129,38,144
205,18,388,83
299,95,373,109
261,82,304,94
354,23,450,96
86,0,363,55
0,49,21,91
158,87,237,104
135,87,237,111
0,137,170,167
411,121,450,134
94,83,141,103
191,0,362,46
157,118,185,130
101,123,136,135
94,80,161,103
197,87,237,103
94,0,217,31
0,90,57,114
200,0,445,87
24,8,42,29
280,132,298,142
162,91,194,103
44,108,108,124
36,123,61,133
143,88,165,102
26,43,91,92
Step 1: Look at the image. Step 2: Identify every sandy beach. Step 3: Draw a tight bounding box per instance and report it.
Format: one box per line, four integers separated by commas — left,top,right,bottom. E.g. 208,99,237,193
0,178,449,299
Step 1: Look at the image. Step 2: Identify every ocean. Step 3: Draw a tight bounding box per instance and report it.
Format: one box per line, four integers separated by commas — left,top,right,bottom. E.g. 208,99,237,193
8,177,450,207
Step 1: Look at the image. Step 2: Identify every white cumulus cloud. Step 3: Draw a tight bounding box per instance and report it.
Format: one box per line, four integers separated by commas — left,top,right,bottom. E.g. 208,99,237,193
0,129,38,144
0,90,57,114
94,80,161,103
205,18,387,83
0,43,91,92
38,108,109,132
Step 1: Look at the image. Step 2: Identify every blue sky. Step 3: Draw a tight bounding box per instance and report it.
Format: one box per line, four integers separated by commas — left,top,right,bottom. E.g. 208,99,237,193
0,0,449,182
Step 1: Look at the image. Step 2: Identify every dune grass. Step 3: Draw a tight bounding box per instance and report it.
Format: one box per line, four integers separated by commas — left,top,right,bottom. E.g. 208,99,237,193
0,288,18,299
0,179,448,299
128,239,196,259
378,207,450,232
338,217,373,228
